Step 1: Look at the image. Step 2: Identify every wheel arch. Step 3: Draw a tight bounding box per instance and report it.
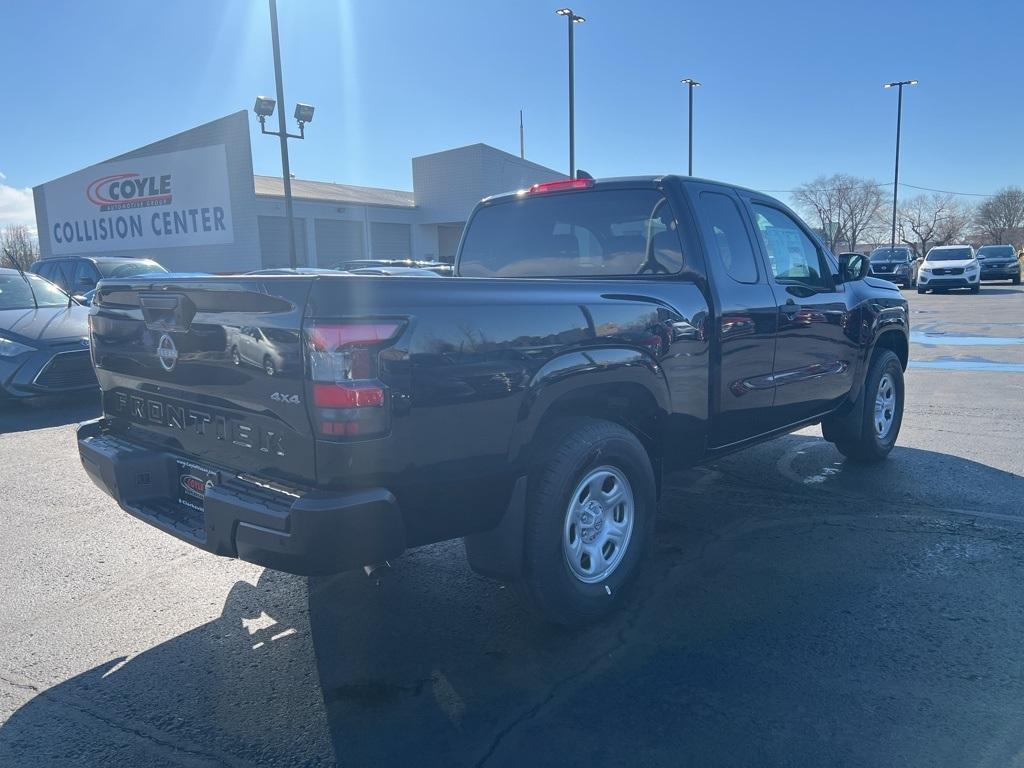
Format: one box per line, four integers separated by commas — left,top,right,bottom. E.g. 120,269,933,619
507,348,671,482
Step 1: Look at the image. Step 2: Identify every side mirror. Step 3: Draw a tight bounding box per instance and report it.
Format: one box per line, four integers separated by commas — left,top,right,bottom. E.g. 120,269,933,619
838,253,869,283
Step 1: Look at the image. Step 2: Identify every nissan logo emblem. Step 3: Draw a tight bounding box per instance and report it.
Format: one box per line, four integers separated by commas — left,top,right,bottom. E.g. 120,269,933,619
157,333,178,372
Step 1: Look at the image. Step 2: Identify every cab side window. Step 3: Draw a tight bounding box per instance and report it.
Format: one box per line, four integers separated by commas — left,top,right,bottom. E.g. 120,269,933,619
697,192,759,283
751,204,832,290
72,261,99,291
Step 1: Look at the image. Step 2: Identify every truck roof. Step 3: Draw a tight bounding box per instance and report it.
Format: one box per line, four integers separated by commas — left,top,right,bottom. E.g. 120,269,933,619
479,175,768,205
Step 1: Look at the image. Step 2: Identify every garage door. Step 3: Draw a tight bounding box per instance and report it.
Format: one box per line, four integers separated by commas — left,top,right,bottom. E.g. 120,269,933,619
258,216,308,268
370,222,411,260
314,219,365,267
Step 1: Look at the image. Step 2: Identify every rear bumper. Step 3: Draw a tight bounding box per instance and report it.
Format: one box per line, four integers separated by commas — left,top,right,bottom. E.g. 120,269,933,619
980,265,1020,280
868,269,910,285
77,418,405,575
918,274,977,289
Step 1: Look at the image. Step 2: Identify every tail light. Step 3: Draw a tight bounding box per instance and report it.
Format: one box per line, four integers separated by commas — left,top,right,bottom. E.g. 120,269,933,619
305,320,404,439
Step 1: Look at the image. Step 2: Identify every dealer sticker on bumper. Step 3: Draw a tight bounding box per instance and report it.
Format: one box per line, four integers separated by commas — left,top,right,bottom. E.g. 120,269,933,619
176,459,219,512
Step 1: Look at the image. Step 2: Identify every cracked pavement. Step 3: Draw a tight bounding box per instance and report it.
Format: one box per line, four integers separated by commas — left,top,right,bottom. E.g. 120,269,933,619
1,285,1023,766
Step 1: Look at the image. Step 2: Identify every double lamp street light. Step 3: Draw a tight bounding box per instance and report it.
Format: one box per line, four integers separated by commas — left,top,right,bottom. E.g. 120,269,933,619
253,0,315,270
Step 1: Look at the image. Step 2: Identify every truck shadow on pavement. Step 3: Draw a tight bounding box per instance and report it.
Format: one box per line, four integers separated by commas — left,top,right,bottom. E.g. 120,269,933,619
3,436,1024,767
0,393,100,434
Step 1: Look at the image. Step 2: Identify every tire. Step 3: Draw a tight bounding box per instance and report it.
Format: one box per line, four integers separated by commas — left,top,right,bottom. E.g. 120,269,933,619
1013,275,1020,285
917,286,926,294
970,284,980,294
833,349,904,463
230,346,241,366
263,356,276,376
517,419,656,625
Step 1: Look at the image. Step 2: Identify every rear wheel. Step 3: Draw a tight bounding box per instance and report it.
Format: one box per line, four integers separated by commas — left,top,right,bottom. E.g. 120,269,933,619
517,419,656,625
831,349,904,463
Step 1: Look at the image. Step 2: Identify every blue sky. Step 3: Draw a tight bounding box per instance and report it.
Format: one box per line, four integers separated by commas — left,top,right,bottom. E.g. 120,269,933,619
1,0,1022,230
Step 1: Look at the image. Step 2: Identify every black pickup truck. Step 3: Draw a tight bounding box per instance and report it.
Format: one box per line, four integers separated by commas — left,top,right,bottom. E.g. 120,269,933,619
78,176,908,624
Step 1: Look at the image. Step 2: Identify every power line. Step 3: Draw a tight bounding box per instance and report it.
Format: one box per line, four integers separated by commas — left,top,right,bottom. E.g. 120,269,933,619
897,183,993,198
762,181,995,198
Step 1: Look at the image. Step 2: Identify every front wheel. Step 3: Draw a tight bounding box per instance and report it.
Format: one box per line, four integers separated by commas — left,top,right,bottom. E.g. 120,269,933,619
917,286,926,294
1013,275,1021,285
517,419,656,625
970,284,981,294
832,349,904,463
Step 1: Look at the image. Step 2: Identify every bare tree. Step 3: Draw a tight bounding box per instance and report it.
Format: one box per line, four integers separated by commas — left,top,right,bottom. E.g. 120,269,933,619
898,194,973,257
792,175,846,252
0,224,39,271
840,177,885,252
974,186,1024,246
792,174,885,252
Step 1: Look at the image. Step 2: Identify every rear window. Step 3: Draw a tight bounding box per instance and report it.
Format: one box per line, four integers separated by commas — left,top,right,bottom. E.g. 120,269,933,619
927,248,972,261
458,189,684,278
97,260,168,278
977,246,1015,258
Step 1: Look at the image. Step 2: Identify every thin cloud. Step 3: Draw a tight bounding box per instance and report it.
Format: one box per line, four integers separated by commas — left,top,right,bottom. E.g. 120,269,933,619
0,182,37,236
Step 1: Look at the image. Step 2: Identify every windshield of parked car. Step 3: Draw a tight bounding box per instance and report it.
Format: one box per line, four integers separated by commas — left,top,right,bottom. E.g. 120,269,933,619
977,246,1015,259
96,260,168,278
927,248,972,261
0,273,73,309
459,189,684,277
870,248,911,261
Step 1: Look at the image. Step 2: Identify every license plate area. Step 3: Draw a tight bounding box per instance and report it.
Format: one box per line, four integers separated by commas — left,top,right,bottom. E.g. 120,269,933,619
176,459,219,514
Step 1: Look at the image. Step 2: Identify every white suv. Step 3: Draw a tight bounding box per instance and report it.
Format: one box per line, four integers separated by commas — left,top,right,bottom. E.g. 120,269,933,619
917,245,980,294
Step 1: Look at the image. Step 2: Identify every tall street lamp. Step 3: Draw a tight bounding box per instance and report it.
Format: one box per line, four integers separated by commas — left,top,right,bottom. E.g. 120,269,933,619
556,8,585,179
884,79,917,253
254,0,315,269
680,78,701,176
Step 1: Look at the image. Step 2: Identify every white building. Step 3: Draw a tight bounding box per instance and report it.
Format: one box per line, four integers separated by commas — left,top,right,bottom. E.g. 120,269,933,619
32,111,564,272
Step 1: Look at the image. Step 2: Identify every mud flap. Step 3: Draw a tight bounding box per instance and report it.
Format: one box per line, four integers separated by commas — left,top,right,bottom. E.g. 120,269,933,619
463,476,527,581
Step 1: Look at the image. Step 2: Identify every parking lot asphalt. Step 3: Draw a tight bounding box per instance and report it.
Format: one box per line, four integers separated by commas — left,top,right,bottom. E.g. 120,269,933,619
1,284,1022,767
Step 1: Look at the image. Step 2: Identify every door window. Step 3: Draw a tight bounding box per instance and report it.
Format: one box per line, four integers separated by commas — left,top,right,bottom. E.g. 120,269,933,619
72,261,98,291
697,192,759,284
751,204,832,290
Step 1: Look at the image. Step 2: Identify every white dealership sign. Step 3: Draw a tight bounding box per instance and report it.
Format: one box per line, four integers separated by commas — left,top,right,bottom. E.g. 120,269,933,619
45,144,234,255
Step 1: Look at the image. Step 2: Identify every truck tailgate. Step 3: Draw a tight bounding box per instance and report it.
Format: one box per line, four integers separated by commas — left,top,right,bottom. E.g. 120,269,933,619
90,276,316,485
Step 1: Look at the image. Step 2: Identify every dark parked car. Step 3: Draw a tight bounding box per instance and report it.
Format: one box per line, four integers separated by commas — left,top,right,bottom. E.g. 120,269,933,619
78,175,908,624
867,246,916,288
30,256,167,301
976,245,1021,284
0,268,95,399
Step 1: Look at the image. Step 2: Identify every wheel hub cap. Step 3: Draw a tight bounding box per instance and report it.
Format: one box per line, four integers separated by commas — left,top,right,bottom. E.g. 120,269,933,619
874,372,897,439
562,466,635,584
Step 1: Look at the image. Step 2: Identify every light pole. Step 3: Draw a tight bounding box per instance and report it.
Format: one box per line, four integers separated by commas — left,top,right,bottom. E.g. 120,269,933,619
681,78,701,176
556,8,585,179
253,0,315,269
884,79,917,253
